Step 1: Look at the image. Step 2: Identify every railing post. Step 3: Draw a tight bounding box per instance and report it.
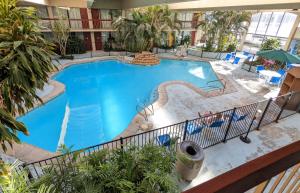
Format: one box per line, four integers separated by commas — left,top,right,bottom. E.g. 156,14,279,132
223,108,236,143
240,115,256,144
275,93,292,122
183,120,189,141
120,137,124,151
256,98,273,130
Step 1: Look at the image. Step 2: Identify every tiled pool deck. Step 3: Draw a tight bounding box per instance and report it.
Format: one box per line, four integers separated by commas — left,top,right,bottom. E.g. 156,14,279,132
1,54,299,191
180,113,300,191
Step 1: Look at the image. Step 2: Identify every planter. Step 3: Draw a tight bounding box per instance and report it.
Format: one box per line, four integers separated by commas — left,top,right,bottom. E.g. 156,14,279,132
60,55,74,60
176,141,204,181
187,48,229,60
187,49,202,57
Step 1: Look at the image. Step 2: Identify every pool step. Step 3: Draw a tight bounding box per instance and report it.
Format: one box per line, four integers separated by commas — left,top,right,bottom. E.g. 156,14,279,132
62,105,104,150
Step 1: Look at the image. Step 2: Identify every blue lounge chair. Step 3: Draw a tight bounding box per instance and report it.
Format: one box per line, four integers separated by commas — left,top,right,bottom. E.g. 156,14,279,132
156,134,171,147
256,65,265,73
232,57,240,65
243,51,250,56
232,113,248,122
287,63,294,70
246,56,251,61
269,76,281,86
186,122,205,135
209,120,224,128
224,53,232,61
277,69,286,76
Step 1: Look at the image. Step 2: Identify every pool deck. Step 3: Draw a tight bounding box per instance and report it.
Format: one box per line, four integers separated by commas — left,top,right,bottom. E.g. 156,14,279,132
180,113,300,191
121,54,278,136
0,54,290,165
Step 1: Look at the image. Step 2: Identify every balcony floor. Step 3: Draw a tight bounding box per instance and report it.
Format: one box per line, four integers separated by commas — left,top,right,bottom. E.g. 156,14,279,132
180,113,300,191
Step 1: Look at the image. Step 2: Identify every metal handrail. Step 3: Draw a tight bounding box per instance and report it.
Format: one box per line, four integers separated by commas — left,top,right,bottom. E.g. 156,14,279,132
206,78,226,93
136,98,154,121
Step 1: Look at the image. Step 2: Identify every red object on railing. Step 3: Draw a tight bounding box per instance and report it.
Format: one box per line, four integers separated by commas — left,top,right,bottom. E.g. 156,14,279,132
182,140,300,193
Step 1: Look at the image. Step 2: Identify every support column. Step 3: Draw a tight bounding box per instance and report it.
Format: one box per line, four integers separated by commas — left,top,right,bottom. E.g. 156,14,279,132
90,32,96,51
238,31,247,51
87,8,94,29
87,9,96,51
284,13,300,51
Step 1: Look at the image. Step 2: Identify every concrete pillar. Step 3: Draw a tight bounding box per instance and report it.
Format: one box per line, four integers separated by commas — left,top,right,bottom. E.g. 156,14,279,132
87,8,94,29
87,9,96,51
90,32,96,51
284,13,300,51
238,32,248,51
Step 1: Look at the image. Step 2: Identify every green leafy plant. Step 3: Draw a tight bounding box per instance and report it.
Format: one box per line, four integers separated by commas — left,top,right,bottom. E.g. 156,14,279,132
260,38,281,51
51,7,70,57
32,144,179,193
0,0,56,151
0,160,55,193
66,36,86,55
196,11,251,52
113,6,181,52
181,35,191,46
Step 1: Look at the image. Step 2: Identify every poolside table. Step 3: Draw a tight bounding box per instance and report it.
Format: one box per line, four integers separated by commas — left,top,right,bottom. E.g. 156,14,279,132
259,70,281,82
291,63,300,67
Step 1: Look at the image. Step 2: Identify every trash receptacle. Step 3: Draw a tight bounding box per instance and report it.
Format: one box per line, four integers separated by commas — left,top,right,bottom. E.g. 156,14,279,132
176,141,204,181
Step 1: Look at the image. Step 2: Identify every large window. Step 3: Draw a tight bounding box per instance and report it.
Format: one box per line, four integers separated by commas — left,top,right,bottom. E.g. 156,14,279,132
177,11,193,29
101,10,112,29
69,8,82,29
35,6,51,29
243,11,298,53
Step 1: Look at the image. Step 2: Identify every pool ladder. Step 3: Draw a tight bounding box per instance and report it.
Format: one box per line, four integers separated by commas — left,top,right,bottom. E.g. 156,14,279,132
136,99,154,121
206,78,226,93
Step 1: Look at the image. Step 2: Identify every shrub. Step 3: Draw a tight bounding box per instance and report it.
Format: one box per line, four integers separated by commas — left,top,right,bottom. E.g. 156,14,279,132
260,38,281,51
66,36,86,55
181,35,191,46
31,144,179,193
226,43,237,52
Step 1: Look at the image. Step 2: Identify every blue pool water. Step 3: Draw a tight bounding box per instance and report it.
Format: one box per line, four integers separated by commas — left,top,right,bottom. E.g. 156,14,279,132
18,59,223,152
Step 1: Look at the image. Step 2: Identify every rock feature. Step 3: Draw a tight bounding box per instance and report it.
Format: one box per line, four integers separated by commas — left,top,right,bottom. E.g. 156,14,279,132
132,51,160,65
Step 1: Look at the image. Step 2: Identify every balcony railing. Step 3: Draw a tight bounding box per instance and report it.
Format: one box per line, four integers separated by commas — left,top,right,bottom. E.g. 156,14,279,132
183,140,300,193
38,18,114,31
38,18,198,31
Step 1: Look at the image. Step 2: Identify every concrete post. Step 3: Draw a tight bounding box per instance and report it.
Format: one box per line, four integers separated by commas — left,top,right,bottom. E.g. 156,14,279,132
284,13,300,51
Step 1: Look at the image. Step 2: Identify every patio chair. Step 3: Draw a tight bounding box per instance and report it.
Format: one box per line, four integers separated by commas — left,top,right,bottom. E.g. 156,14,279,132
268,76,282,86
243,51,250,56
231,52,236,58
209,120,224,128
224,53,232,61
286,63,294,70
256,65,265,73
277,69,286,76
186,122,205,135
232,57,241,65
156,134,171,147
232,113,248,122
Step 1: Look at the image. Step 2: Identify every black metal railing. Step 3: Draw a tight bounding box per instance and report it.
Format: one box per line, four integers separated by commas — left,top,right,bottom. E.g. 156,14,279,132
18,91,300,180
